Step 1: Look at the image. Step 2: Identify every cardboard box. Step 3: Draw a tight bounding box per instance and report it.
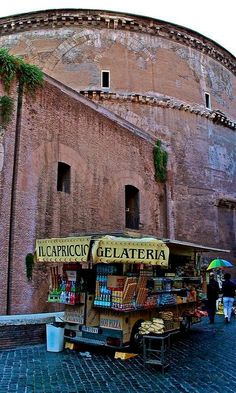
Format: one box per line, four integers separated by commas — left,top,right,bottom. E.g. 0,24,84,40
107,275,126,289
86,295,100,326
100,312,124,330
64,295,100,326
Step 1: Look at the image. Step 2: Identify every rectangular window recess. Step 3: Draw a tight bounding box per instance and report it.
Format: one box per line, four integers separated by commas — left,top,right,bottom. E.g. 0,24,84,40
57,162,71,194
205,93,211,109
101,70,110,89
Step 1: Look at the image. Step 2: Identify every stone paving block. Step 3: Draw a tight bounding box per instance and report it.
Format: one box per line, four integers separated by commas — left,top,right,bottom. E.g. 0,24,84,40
1,316,236,392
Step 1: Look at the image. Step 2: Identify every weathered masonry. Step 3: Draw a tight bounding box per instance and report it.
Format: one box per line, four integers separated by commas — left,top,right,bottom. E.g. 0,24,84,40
0,9,235,315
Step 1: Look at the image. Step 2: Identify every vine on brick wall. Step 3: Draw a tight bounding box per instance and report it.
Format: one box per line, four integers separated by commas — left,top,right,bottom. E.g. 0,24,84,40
153,139,168,182
25,253,35,281
0,48,44,127
0,95,14,127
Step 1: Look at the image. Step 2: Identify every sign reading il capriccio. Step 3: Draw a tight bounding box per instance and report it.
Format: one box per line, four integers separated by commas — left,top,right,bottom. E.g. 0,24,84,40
36,237,91,262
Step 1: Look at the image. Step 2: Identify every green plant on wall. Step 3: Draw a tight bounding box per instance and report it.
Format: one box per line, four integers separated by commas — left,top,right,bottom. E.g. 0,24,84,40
0,48,44,127
25,253,35,281
0,95,14,126
153,139,168,182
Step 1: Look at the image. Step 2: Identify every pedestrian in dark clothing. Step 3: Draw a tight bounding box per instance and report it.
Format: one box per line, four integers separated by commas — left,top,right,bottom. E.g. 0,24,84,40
222,272,236,323
207,272,220,324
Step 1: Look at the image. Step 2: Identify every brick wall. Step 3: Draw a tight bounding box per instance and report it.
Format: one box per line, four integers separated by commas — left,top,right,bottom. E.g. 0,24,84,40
0,10,235,315
0,324,46,349
0,72,235,315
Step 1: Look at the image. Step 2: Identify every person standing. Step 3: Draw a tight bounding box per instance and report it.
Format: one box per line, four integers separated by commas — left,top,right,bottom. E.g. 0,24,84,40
222,272,236,323
207,272,220,324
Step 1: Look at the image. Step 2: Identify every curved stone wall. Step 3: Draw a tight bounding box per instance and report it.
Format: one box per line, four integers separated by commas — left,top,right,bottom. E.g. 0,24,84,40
0,9,235,122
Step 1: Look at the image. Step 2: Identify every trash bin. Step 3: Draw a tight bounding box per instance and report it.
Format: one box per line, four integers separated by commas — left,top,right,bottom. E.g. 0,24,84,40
46,322,65,352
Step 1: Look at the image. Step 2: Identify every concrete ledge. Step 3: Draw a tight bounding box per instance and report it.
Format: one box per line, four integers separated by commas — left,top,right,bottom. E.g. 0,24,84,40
0,312,65,349
0,312,64,326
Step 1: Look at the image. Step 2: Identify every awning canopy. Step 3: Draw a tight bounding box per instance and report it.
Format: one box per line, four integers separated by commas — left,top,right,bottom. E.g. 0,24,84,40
92,236,169,266
35,234,229,265
35,236,91,263
35,235,169,266
163,239,230,253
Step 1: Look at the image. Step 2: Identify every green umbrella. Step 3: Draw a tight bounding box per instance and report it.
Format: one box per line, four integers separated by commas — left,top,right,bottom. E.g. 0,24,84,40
206,258,233,270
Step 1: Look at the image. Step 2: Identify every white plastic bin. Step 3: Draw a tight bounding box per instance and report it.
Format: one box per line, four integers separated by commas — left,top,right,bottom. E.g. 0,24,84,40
46,323,65,352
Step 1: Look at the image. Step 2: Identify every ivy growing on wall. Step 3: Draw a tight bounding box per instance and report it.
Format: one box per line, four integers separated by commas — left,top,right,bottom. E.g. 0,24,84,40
0,95,14,127
0,48,44,127
153,139,168,182
25,253,35,281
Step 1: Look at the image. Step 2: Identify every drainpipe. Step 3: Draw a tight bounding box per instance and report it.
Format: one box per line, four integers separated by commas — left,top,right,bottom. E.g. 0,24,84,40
6,81,24,315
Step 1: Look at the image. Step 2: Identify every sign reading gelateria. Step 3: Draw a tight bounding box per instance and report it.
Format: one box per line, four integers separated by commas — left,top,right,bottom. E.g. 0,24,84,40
36,235,169,266
92,236,169,266
36,237,91,262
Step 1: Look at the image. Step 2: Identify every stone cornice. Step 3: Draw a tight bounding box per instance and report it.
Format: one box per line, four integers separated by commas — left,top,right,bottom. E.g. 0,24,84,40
79,90,236,131
0,9,235,76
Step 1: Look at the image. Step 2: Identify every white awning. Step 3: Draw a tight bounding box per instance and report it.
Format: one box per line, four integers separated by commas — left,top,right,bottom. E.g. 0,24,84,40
162,239,230,253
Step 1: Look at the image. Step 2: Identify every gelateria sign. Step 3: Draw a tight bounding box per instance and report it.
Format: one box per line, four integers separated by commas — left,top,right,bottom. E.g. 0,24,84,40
35,237,91,262
92,236,169,266
35,236,169,265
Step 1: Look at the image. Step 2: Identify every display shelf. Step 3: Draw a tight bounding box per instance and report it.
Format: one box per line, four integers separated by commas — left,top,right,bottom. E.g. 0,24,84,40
152,289,182,294
92,300,197,313
63,319,83,324
169,277,201,280
47,301,84,306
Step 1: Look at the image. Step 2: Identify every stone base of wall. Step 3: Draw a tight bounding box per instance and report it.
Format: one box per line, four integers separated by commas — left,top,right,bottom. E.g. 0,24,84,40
0,324,46,350
0,312,64,350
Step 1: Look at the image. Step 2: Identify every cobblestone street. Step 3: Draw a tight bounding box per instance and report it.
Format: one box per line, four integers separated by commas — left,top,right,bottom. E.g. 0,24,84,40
0,315,236,393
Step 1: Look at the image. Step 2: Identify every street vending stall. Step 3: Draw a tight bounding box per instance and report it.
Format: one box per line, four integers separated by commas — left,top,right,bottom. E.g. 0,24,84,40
35,235,223,349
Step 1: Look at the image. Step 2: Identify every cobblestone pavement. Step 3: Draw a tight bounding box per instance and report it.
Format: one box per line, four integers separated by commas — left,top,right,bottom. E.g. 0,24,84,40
0,315,236,393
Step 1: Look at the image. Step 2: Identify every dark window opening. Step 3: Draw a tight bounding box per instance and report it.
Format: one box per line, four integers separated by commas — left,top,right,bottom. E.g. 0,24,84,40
101,71,110,88
57,162,71,193
125,185,140,229
205,93,211,109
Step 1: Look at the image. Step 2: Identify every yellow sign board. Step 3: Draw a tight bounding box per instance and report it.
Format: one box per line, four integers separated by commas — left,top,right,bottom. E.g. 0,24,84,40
35,237,91,262
92,236,169,266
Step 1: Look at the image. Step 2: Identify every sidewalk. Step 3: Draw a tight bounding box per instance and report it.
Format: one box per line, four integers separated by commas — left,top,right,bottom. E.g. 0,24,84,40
0,314,235,393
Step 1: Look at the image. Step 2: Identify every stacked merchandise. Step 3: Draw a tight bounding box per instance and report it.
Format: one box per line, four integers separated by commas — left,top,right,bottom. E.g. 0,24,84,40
139,318,165,335
94,273,153,310
94,265,118,307
121,277,137,309
135,276,148,308
47,266,82,305
59,276,80,305
139,313,180,335
158,279,176,306
48,266,61,302
144,294,158,308
158,311,179,331
59,266,84,305
153,278,163,291
158,293,176,306
110,277,137,310
109,276,151,310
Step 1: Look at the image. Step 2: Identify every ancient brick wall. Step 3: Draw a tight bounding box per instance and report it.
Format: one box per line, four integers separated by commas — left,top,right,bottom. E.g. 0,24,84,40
1,75,234,315
0,9,235,315
0,324,46,349
2,78,166,314
0,82,18,315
